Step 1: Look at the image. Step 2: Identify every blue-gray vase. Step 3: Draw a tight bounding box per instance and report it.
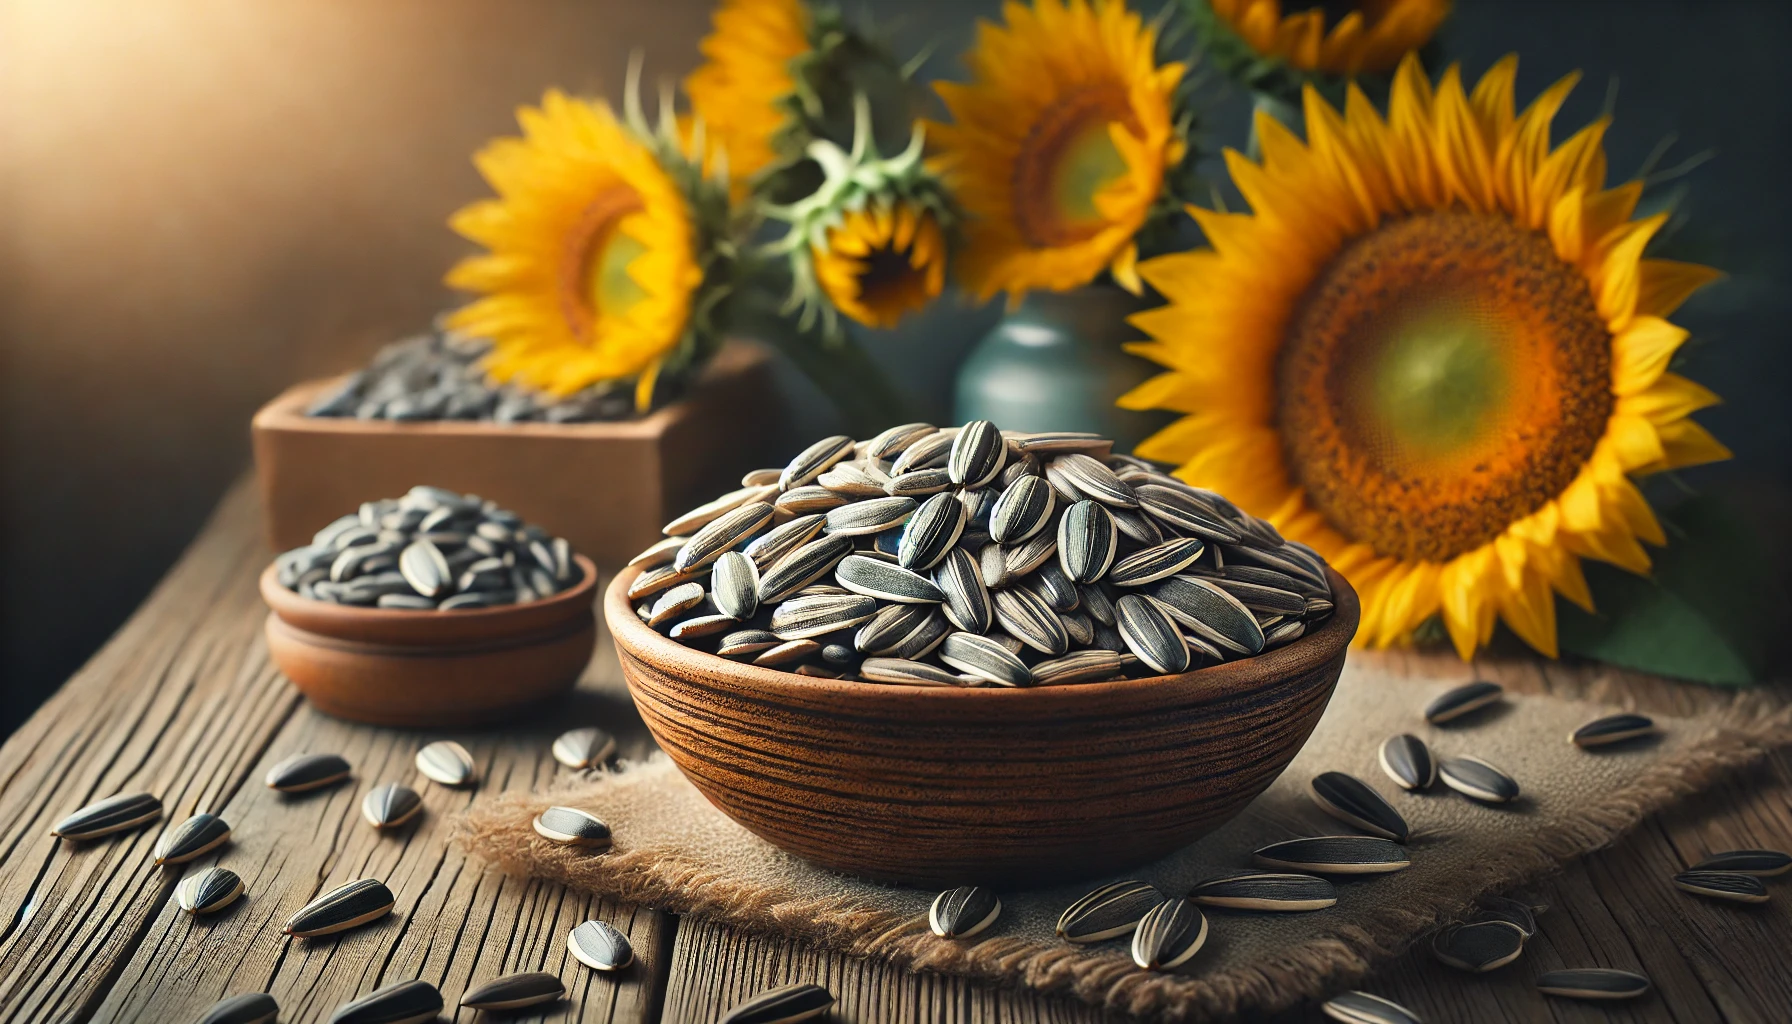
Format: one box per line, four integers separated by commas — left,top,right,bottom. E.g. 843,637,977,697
952,286,1174,454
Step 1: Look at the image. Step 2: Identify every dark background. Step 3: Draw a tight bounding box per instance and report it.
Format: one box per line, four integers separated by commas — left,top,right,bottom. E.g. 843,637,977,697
2,0,1787,736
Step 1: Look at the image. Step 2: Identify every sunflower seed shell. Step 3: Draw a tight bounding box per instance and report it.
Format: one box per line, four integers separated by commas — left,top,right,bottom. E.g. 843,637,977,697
720,982,836,1024
948,420,1006,487
196,993,280,1024
836,554,944,603
154,813,231,865
710,551,761,620
362,784,423,829
285,878,395,937
1131,898,1207,970
1116,594,1189,674
1378,734,1436,791
533,806,613,849
1056,880,1162,942
990,475,1055,544
1673,870,1769,903
415,740,476,787
939,632,1032,687
1690,849,1792,876
930,885,1001,938
267,753,352,793
898,492,967,571
1536,968,1652,1001
552,727,617,769
1425,680,1504,724
1057,500,1117,583
1432,921,1526,973
327,979,442,1024
1570,713,1657,748
1438,756,1520,803
569,919,635,971
1253,836,1410,875
1309,772,1409,842
459,971,566,1011
780,434,854,490
1320,991,1423,1024
52,792,162,840
176,866,244,915
1189,871,1337,911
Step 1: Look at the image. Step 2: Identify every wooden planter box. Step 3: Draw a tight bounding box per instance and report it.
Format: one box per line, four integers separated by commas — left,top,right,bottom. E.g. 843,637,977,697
252,341,783,569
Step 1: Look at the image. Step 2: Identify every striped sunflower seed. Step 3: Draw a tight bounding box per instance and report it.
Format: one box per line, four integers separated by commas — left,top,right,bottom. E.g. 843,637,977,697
825,496,917,537
676,502,775,573
885,467,954,497
1079,582,1116,625
718,629,783,659
568,919,634,971
459,972,565,1011
626,563,705,601
1209,578,1306,614
532,806,613,849
930,884,1001,938
195,993,279,1024
744,514,826,568
1060,609,1095,646
1570,713,1657,748
552,727,617,769
948,420,1006,487
1000,456,1039,488
1672,870,1769,903
1308,772,1409,842
989,475,1055,544
710,551,761,620
648,583,704,628
154,813,231,865
933,547,992,633
52,792,162,840
758,535,854,603
1109,538,1206,587
1131,898,1207,971
979,542,1012,588
939,632,1033,687
720,983,835,1024
1320,991,1422,1024
362,784,423,829
993,587,1069,655
1536,968,1652,1001
890,428,957,475
1148,576,1264,655
958,486,996,531
1189,871,1337,911
742,467,782,487
285,878,395,937
754,639,822,667
898,492,966,571
774,486,847,516
1690,849,1792,876
670,613,739,641
1253,836,1410,875
1108,506,1164,546
816,461,885,496
1432,921,1526,973
860,658,963,687
1133,485,1242,543
1032,649,1123,685
634,539,689,572
892,610,950,660
266,752,351,793
1115,594,1189,674
1474,896,1537,937
1424,680,1504,724
1047,454,1139,508
853,603,934,654
1378,734,1436,791
836,554,943,604
770,593,879,639
1003,530,1059,577
1010,431,1111,455
866,422,937,460
1056,880,1162,942
663,484,775,537
327,979,442,1024
1438,756,1519,803
780,434,855,490
1027,562,1080,612
397,540,451,598
176,866,243,915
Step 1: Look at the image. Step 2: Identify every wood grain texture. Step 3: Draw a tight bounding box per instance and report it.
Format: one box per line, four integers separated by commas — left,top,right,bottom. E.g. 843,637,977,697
608,565,1359,887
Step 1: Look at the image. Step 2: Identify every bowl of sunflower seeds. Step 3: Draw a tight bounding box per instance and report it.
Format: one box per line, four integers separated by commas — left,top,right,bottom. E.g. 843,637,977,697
608,423,1359,886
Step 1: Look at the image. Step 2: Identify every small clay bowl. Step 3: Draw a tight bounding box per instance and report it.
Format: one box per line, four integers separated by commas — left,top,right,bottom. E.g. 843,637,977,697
261,556,597,727
609,565,1359,887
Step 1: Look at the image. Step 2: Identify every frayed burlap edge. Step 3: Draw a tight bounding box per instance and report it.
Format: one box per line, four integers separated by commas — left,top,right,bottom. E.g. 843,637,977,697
453,697,1792,1022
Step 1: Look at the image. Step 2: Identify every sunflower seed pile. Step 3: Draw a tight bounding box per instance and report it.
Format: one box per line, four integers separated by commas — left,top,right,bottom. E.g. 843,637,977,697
629,423,1335,685
304,328,638,423
276,486,580,609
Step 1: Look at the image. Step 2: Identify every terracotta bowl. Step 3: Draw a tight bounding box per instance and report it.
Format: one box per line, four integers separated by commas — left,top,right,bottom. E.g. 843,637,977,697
608,565,1359,887
261,556,598,727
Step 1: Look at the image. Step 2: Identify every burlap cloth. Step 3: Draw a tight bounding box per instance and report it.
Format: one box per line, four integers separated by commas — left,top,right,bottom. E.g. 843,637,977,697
455,660,1792,1021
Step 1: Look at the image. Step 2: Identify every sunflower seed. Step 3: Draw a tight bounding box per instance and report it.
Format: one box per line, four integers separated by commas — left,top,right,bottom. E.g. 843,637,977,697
394,539,450,598
327,979,443,1024
377,594,437,610
459,971,566,1011
892,610,950,659
1056,880,1163,942
1208,577,1306,615
662,485,768,537
532,806,613,849
890,428,957,474
51,792,162,840
1253,836,1410,875
627,563,705,601
793,664,842,678
853,603,933,654
176,866,243,915
742,467,783,487
886,467,954,497
154,813,231,865
1059,609,1095,645
1148,576,1265,655
1690,849,1792,876
710,551,761,619
933,547,992,632
1189,871,1337,911
1003,530,1059,576
552,727,617,769
1378,734,1436,791
1320,991,1422,1024
774,485,847,515
676,502,775,572
1132,485,1241,543
930,884,1001,938
1026,563,1080,615
939,632,1033,687
866,422,937,459
836,554,944,603
760,531,852,600
1309,772,1409,842
1424,680,1504,724
860,658,961,686
770,593,879,639
1474,896,1537,937
568,919,634,971
780,434,855,490
1432,921,1526,973
195,992,280,1024
720,982,835,1024
1673,870,1769,903
994,588,1069,655
1116,594,1189,674
898,493,966,571
948,420,1006,487
990,475,1055,544
754,639,822,666
285,878,395,936
1108,506,1164,545
361,784,423,829
1439,756,1519,803
1536,968,1652,1001
825,496,917,537
266,753,351,793
1047,454,1138,507
1079,583,1116,625
1011,431,1111,455
817,461,885,496
1108,539,1205,588
958,486,997,529
1570,713,1657,748
1032,649,1124,685
670,613,739,641
1131,898,1207,970
744,514,826,568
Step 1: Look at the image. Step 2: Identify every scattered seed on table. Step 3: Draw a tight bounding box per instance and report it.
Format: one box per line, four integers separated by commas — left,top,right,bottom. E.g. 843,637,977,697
266,753,351,793
176,866,244,915
1056,880,1163,943
1189,871,1337,911
154,813,231,865
1378,734,1436,791
1432,921,1526,973
195,993,279,1024
553,727,617,770
1131,898,1207,970
51,792,162,841
568,919,634,971
361,784,422,829
1309,772,1409,842
1570,713,1658,748
1320,990,1423,1024
1474,895,1537,937
326,979,442,1024
930,885,1001,938
285,878,395,937
1253,836,1410,875
1536,968,1652,1001
720,982,836,1024
1690,849,1792,876
415,740,476,787
1438,756,1520,803
460,971,566,1011
1424,680,1503,724
1673,870,1769,904
533,807,613,849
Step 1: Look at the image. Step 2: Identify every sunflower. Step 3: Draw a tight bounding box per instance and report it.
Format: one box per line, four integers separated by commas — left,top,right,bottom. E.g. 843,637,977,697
1123,55,1729,659
1195,0,1450,79
684,0,812,193
445,90,706,401
930,0,1187,301
812,201,947,329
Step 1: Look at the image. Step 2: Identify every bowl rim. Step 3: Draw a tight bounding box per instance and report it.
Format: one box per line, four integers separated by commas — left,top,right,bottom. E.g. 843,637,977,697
262,553,598,635
606,561,1358,704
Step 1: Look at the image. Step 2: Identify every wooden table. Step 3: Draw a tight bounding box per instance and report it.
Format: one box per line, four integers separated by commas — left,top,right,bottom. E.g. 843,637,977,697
1,483,1787,1023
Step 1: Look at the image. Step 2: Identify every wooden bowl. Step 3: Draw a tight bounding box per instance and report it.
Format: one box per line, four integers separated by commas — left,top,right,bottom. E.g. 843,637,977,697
261,556,598,727
608,565,1359,886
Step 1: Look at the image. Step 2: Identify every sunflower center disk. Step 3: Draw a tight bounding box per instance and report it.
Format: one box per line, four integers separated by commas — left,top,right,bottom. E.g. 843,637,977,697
561,187,646,341
1013,85,1133,247
1277,211,1614,562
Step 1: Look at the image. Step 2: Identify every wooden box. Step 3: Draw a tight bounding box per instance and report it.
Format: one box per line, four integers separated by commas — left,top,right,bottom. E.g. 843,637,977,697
252,342,783,568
